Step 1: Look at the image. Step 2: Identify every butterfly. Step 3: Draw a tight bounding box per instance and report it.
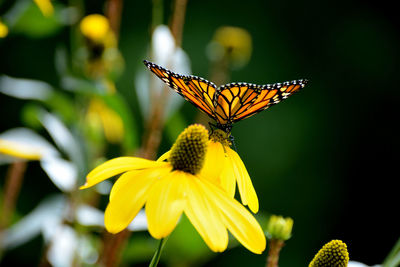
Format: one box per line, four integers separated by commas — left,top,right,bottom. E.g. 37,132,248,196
144,60,308,133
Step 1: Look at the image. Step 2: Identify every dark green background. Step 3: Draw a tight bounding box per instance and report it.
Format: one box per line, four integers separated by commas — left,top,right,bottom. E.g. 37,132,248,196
1,0,399,266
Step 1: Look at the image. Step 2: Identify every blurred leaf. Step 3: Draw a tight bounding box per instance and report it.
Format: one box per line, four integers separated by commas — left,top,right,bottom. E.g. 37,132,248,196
0,75,77,122
1,194,66,250
38,110,86,173
40,157,78,192
0,75,53,100
45,91,77,123
21,104,43,129
61,76,108,94
127,210,148,232
46,225,79,267
4,0,63,38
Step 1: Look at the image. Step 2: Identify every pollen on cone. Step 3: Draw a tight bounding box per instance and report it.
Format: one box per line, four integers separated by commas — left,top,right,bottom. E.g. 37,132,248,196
309,240,349,267
169,124,209,175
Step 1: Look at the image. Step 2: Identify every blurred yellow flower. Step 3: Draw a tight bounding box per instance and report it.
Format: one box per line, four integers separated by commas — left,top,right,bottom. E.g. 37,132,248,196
80,124,266,254
0,19,8,38
79,14,121,78
33,0,54,17
0,139,42,160
208,26,252,69
80,14,115,46
86,98,124,144
309,240,349,267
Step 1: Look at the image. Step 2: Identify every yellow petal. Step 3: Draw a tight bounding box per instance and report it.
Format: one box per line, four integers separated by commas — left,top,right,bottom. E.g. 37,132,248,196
110,165,171,201
80,157,163,189
104,168,159,233
219,154,236,198
146,171,186,239
226,147,259,213
201,141,226,184
184,174,228,252
199,177,266,254
157,150,170,162
0,139,42,160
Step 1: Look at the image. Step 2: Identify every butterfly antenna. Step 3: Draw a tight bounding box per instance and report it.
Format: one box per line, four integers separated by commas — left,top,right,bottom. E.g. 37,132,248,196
229,134,238,152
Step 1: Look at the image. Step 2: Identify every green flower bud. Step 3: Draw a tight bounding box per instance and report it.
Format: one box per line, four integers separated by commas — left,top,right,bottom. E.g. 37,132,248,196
266,215,293,241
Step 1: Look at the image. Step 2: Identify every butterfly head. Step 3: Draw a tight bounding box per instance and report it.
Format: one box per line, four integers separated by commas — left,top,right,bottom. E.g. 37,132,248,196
209,124,232,147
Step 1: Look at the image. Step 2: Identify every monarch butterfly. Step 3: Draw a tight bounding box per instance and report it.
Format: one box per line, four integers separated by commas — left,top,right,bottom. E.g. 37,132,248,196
144,60,308,133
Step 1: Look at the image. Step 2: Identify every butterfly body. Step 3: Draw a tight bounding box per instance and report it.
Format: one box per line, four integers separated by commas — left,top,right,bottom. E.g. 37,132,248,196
144,60,308,133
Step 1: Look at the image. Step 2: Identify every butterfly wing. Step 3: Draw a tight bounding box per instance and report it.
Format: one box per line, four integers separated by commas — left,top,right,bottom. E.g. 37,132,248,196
216,79,308,125
214,83,263,126
144,60,217,119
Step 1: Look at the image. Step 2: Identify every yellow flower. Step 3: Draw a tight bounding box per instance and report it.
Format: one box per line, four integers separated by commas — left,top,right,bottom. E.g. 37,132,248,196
309,240,349,267
208,26,252,69
33,0,54,17
86,98,124,144
80,124,266,254
203,129,259,213
0,139,42,160
0,19,8,38
80,14,115,46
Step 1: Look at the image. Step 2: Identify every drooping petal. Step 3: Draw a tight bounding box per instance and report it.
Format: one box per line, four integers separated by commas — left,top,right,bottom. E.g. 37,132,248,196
201,141,226,184
219,155,236,199
226,147,259,213
104,168,161,233
184,174,228,252
198,177,266,254
80,157,164,189
145,171,186,239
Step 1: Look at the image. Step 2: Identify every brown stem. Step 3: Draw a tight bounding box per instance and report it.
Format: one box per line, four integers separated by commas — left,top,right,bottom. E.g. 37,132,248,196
97,230,131,267
266,239,285,267
1,161,27,228
105,0,123,41
170,0,188,47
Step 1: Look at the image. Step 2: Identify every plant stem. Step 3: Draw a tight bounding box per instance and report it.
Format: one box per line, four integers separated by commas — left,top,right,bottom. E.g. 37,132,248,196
266,239,285,267
383,237,400,267
97,229,131,267
0,161,27,228
149,238,167,267
106,0,123,41
170,0,188,47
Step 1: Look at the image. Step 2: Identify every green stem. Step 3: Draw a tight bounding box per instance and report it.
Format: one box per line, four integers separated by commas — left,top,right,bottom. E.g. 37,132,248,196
149,238,167,267
383,237,400,267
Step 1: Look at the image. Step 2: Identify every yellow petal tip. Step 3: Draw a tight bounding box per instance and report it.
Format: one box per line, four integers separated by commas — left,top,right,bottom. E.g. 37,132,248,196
79,183,90,190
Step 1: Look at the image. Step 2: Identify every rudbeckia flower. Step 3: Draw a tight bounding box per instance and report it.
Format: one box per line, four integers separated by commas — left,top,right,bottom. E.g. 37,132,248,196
203,129,259,213
80,124,266,254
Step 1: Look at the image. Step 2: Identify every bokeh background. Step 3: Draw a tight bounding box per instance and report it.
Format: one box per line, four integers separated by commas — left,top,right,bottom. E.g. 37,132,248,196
1,0,399,266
